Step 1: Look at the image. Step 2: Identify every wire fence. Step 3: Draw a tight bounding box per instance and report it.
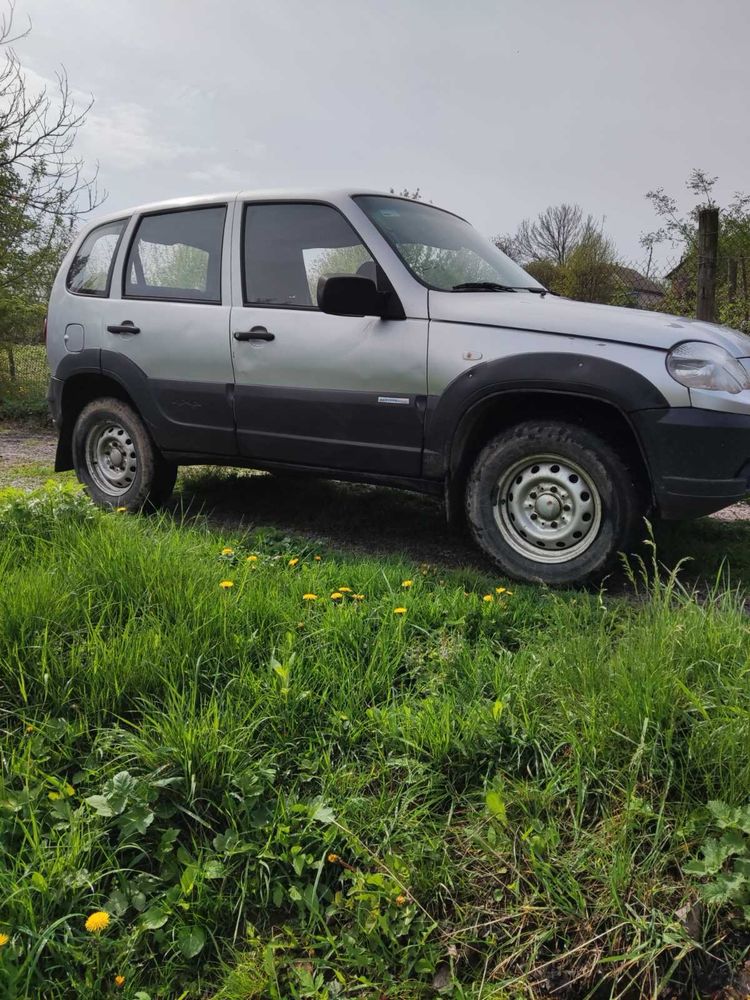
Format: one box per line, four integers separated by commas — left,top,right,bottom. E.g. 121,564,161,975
0,341,49,418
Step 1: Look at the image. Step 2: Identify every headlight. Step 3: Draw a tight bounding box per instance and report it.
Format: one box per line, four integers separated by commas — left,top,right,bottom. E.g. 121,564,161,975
666,341,750,394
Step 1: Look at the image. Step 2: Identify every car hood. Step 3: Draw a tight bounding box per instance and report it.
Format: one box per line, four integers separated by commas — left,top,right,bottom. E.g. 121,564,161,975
428,290,750,356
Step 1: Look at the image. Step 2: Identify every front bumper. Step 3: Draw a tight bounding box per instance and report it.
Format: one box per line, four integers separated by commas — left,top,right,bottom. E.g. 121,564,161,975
634,407,750,519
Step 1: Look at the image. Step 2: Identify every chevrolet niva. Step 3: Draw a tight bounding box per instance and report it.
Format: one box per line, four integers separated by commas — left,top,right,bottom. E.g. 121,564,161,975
46,190,750,584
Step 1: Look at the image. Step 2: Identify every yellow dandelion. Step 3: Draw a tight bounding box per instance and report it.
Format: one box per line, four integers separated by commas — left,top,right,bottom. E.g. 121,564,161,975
115,507,127,513
246,554,258,562
84,911,110,934
483,594,493,603
302,593,317,601
314,555,322,561
0,932,9,947
221,547,234,556
401,580,413,588
114,975,125,988
219,580,234,589
330,592,343,600
327,853,340,863
64,783,75,796
395,894,407,906
288,557,299,566
25,724,34,734
48,791,61,801
337,586,352,593
353,594,365,601
495,587,507,594
393,607,407,615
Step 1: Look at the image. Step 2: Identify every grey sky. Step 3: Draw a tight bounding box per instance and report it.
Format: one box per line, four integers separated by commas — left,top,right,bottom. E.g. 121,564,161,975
12,0,750,265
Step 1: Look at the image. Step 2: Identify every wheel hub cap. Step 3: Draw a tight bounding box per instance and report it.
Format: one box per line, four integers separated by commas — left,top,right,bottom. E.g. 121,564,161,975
84,422,138,497
493,454,603,564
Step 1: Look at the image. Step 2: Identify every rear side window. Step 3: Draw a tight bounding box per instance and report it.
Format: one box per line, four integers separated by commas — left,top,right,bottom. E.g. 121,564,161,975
125,206,226,303
243,203,373,308
67,220,126,296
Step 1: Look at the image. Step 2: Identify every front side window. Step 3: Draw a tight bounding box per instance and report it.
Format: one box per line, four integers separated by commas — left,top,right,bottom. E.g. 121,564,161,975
125,206,226,302
67,220,126,296
355,195,543,292
243,202,374,308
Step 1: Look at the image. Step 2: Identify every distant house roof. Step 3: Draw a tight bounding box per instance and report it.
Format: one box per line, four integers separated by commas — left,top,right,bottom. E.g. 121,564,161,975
612,265,665,296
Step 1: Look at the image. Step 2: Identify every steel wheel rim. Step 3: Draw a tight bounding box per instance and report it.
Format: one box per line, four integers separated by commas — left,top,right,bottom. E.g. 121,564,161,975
84,421,137,497
493,453,602,564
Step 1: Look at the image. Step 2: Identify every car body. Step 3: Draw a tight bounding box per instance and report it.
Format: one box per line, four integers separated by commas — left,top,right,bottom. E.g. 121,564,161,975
46,189,750,584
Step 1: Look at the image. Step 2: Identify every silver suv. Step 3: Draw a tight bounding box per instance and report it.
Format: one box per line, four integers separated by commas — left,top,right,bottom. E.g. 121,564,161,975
46,190,750,585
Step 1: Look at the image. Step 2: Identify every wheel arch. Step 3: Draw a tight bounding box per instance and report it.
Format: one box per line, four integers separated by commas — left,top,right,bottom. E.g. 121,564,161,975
444,389,655,526
54,372,140,471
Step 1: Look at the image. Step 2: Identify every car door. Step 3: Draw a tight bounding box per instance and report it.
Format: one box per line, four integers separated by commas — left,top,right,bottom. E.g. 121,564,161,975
230,200,428,476
100,203,237,456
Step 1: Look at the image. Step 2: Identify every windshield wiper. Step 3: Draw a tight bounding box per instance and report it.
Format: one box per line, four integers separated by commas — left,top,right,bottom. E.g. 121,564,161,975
514,286,548,296
451,281,517,292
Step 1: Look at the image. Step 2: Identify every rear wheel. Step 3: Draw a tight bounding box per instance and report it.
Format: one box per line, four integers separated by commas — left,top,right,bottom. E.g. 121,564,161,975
72,397,177,510
465,420,643,585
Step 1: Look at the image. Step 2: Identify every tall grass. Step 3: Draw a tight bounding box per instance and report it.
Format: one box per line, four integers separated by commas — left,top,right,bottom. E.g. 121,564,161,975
0,486,748,998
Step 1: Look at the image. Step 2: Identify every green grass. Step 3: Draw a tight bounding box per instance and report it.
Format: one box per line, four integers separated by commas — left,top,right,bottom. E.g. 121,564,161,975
1,486,749,998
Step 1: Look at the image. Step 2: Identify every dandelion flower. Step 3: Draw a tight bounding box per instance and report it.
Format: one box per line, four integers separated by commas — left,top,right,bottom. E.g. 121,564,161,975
395,894,407,906
302,593,317,601
401,580,413,588
221,547,234,556
25,724,34,734
337,586,352,593
330,592,343,600
48,791,61,801
288,557,299,567
85,911,110,934
353,594,365,601
327,853,340,863
495,587,507,594
219,580,234,589
0,932,9,947
314,555,322,561
483,594,493,603
246,554,258,562
115,507,127,513
393,607,407,615
114,975,125,988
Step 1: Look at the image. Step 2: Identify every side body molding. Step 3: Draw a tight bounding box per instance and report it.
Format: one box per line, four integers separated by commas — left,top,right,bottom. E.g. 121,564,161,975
423,352,669,478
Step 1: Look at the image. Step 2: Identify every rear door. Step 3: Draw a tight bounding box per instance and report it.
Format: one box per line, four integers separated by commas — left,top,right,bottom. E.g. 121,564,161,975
230,200,428,476
101,203,237,455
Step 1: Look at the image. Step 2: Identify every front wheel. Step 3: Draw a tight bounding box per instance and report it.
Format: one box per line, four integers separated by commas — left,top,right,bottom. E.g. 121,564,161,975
72,397,177,510
465,420,644,586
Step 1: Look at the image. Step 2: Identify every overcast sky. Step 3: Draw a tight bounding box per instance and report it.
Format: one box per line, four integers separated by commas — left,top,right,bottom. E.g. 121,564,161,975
11,0,750,266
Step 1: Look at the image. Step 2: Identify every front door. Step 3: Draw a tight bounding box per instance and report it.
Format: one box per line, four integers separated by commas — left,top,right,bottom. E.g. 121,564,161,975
230,201,427,476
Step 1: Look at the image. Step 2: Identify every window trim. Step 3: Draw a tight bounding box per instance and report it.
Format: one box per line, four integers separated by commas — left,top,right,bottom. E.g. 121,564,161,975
240,198,380,312
122,203,228,306
66,218,129,298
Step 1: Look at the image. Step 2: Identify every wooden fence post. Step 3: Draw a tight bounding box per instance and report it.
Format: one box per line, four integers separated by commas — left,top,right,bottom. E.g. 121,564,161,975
696,207,719,322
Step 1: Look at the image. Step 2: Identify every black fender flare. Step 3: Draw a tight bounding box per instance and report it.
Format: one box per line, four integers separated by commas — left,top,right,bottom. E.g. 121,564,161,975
423,352,668,479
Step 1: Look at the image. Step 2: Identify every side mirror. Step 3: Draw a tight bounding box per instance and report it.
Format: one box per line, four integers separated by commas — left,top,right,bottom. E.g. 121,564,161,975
317,274,386,317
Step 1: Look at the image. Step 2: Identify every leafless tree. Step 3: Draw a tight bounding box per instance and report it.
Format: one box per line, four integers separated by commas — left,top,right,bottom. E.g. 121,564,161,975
497,203,598,265
1,0,103,220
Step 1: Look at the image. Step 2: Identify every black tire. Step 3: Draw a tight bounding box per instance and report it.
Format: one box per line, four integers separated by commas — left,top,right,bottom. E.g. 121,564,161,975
72,397,177,511
465,420,644,586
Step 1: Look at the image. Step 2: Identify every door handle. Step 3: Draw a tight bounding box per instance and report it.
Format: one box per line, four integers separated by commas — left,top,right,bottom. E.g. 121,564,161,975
234,326,275,342
107,321,140,335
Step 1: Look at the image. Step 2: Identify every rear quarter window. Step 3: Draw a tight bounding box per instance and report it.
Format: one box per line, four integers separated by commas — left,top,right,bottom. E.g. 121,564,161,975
66,220,127,296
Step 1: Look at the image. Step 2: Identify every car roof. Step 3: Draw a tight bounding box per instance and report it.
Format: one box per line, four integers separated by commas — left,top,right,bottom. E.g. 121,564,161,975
86,189,400,228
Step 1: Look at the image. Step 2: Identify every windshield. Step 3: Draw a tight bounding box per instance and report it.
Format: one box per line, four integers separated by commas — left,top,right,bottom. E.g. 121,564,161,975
354,195,544,292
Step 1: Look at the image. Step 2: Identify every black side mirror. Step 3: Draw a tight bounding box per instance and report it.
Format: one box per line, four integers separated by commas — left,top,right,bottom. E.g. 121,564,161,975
317,274,386,317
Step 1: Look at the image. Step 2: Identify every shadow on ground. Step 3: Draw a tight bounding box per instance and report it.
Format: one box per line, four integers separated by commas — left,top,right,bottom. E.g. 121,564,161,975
172,468,750,592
